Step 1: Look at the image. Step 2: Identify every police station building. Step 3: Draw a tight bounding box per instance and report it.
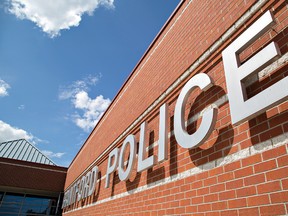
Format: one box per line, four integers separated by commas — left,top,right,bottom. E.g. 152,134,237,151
18,0,288,215
60,0,288,215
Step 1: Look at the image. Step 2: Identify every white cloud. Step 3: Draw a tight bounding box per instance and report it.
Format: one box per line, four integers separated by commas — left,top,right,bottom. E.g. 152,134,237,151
59,74,100,100
0,79,10,97
18,104,25,110
73,91,111,132
59,74,111,132
7,0,115,38
0,120,64,161
42,150,66,159
0,120,34,143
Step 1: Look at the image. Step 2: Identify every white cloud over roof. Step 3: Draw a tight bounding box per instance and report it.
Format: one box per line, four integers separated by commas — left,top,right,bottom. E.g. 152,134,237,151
42,150,66,159
0,79,10,97
7,0,115,38
0,120,34,143
0,120,66,161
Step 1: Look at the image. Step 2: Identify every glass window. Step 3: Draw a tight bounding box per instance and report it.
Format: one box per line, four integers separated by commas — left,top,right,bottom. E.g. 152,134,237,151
21,195,58,215
24,195,50,206
3,193,25,203
0,192,4,202
0,192,60,215
0,203,21,214
21,204,55,215
0,193,24,214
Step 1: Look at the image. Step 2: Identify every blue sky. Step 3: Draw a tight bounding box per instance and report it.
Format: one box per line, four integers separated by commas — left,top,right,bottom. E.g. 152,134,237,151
0,0,180,167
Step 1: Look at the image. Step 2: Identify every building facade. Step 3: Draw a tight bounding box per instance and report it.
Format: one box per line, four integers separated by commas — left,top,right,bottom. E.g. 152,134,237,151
63,0,288,215
0,139,67,215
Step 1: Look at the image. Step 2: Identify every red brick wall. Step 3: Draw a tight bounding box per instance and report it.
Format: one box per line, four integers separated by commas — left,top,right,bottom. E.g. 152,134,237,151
0,158,67,193
64,0,288,215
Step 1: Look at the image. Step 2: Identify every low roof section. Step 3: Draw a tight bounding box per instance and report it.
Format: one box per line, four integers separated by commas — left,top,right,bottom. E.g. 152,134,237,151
0,139,67,197
0,139,56,166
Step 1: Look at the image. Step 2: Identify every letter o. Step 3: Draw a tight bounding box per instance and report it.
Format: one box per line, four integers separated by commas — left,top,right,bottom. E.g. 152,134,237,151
118,134,136,181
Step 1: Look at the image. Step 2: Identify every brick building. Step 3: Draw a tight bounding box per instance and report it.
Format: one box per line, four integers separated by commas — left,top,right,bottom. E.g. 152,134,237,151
62,0,288,215
0,139,67,215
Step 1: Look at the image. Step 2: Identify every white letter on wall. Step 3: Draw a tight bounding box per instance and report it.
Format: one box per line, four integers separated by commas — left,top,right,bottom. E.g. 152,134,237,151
88,166,98,196
118,135,136,181
222,10,287,125
158,103,168,163
105,148,119,188
174,73,217,149
137,122,155,172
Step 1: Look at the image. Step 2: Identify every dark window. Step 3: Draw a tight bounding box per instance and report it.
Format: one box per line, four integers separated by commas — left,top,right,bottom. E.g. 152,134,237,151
0,192,60,216
0,193,24,215
0,192,4,202
21,195,57,215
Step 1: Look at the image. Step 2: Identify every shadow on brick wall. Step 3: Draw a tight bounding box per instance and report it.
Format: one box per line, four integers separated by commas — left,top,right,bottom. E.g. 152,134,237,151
92,171,101,203
247,59,287,146
187,85,233,167
146,131,166,185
